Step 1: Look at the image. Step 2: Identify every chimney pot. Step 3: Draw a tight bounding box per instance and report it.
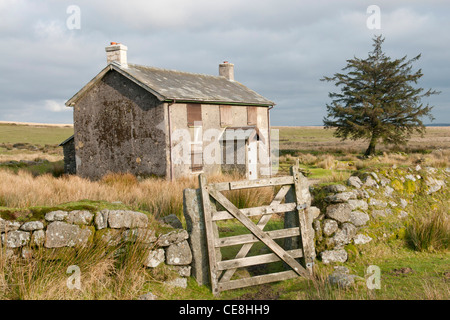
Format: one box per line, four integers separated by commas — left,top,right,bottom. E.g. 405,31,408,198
105,43,128,68
219,61,234,81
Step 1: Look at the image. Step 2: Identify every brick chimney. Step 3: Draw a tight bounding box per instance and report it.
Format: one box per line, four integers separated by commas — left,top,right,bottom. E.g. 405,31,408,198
219,61,234,81
105,42,128,67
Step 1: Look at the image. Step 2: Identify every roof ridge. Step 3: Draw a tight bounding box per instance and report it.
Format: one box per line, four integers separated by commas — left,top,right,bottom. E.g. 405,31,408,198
127,63,226,80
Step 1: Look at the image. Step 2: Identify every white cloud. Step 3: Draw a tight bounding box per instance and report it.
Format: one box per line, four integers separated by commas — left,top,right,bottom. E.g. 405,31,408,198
383,8,431,36
33,20,65,39
43,99,70,113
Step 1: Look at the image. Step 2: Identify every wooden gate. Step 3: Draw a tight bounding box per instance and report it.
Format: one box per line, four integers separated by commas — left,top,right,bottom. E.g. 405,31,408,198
198,165,314,295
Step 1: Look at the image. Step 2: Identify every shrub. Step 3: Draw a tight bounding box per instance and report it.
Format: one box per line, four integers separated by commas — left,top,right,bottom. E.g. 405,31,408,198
298,153,318,166
317,155,336,170
405,207,449,252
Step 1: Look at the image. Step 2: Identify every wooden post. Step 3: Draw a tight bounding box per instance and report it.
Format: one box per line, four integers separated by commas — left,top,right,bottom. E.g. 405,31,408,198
290,163,314,274
198,174,220,295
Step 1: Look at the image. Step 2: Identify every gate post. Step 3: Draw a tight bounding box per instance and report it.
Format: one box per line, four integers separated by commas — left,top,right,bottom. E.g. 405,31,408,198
183,188,209,286
290,164,315,273
198,174,221,295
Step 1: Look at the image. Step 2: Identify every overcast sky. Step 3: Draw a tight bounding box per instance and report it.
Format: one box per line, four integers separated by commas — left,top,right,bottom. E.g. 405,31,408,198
0,0,448,125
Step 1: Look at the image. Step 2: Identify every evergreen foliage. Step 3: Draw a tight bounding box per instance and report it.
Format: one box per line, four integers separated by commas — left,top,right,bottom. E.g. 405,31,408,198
322,35,439,156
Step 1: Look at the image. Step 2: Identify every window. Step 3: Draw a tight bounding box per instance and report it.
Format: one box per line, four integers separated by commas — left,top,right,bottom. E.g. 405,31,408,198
190,123,203,172
247,106,257,126
220,105,233,127
187,104,202,127
191,141,203,172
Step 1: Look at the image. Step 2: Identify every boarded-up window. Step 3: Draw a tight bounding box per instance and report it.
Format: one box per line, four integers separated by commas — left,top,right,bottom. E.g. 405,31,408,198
247,106,257,126
187,104,202,127
220,105,233,127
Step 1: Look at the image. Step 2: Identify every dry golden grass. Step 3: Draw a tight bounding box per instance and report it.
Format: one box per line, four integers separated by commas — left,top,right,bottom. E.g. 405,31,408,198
421,278,450,300
317,155,336,170
0,170,190,218
275,126,450,155
0,240,156,300
288,148,449,173
0,170,274,219
0,152,63,163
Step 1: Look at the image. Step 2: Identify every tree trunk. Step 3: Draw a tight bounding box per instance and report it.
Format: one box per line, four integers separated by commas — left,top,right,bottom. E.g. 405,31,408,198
365,134,377,156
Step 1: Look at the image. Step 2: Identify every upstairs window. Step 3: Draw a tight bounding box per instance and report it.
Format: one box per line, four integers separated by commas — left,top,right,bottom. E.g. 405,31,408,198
187,104,202,127
247,106,257,126
220,105,233,127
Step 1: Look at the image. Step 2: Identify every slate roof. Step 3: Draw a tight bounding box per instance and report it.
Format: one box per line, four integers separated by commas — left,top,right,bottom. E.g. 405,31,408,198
58,135,74,146
66,63,274,107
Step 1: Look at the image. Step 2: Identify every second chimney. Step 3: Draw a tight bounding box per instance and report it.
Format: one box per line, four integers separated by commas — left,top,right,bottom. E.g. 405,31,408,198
219,61,234,81
105,42,128,68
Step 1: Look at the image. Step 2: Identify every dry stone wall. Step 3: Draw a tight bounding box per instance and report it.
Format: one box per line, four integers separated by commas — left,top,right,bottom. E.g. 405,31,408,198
2,165,447,293
312,165,448,264
0,210,193,279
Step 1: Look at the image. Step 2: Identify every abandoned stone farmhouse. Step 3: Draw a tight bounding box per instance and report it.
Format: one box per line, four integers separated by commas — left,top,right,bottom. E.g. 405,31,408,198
61,43,275,180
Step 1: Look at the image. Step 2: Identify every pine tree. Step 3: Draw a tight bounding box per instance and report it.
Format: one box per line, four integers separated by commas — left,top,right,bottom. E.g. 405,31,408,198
321,35,439,156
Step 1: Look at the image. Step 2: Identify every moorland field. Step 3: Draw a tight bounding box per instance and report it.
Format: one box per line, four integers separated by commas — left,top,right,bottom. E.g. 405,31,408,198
0,122,448,300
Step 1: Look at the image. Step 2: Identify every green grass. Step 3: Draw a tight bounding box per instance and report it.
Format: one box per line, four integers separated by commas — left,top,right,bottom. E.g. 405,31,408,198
139,244,449,300
339,244,450,300
0,123,73,145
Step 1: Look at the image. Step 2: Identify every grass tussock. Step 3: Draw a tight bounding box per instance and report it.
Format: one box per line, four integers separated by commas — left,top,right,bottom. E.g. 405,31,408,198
406,207,449,252
402,186,450,253
222,186,275,209
0,238,156,300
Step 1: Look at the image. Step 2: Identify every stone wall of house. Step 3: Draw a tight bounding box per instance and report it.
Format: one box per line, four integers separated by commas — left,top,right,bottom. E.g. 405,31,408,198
62,138,76,175
73,70,167,180
0,210,193,282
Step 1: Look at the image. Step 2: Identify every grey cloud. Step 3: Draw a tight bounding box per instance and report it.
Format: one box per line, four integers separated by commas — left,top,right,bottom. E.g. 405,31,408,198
0,0,448,126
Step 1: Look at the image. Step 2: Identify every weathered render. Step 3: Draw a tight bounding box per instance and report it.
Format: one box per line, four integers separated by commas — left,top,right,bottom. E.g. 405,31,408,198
73,71,166,179
62,43,275,180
